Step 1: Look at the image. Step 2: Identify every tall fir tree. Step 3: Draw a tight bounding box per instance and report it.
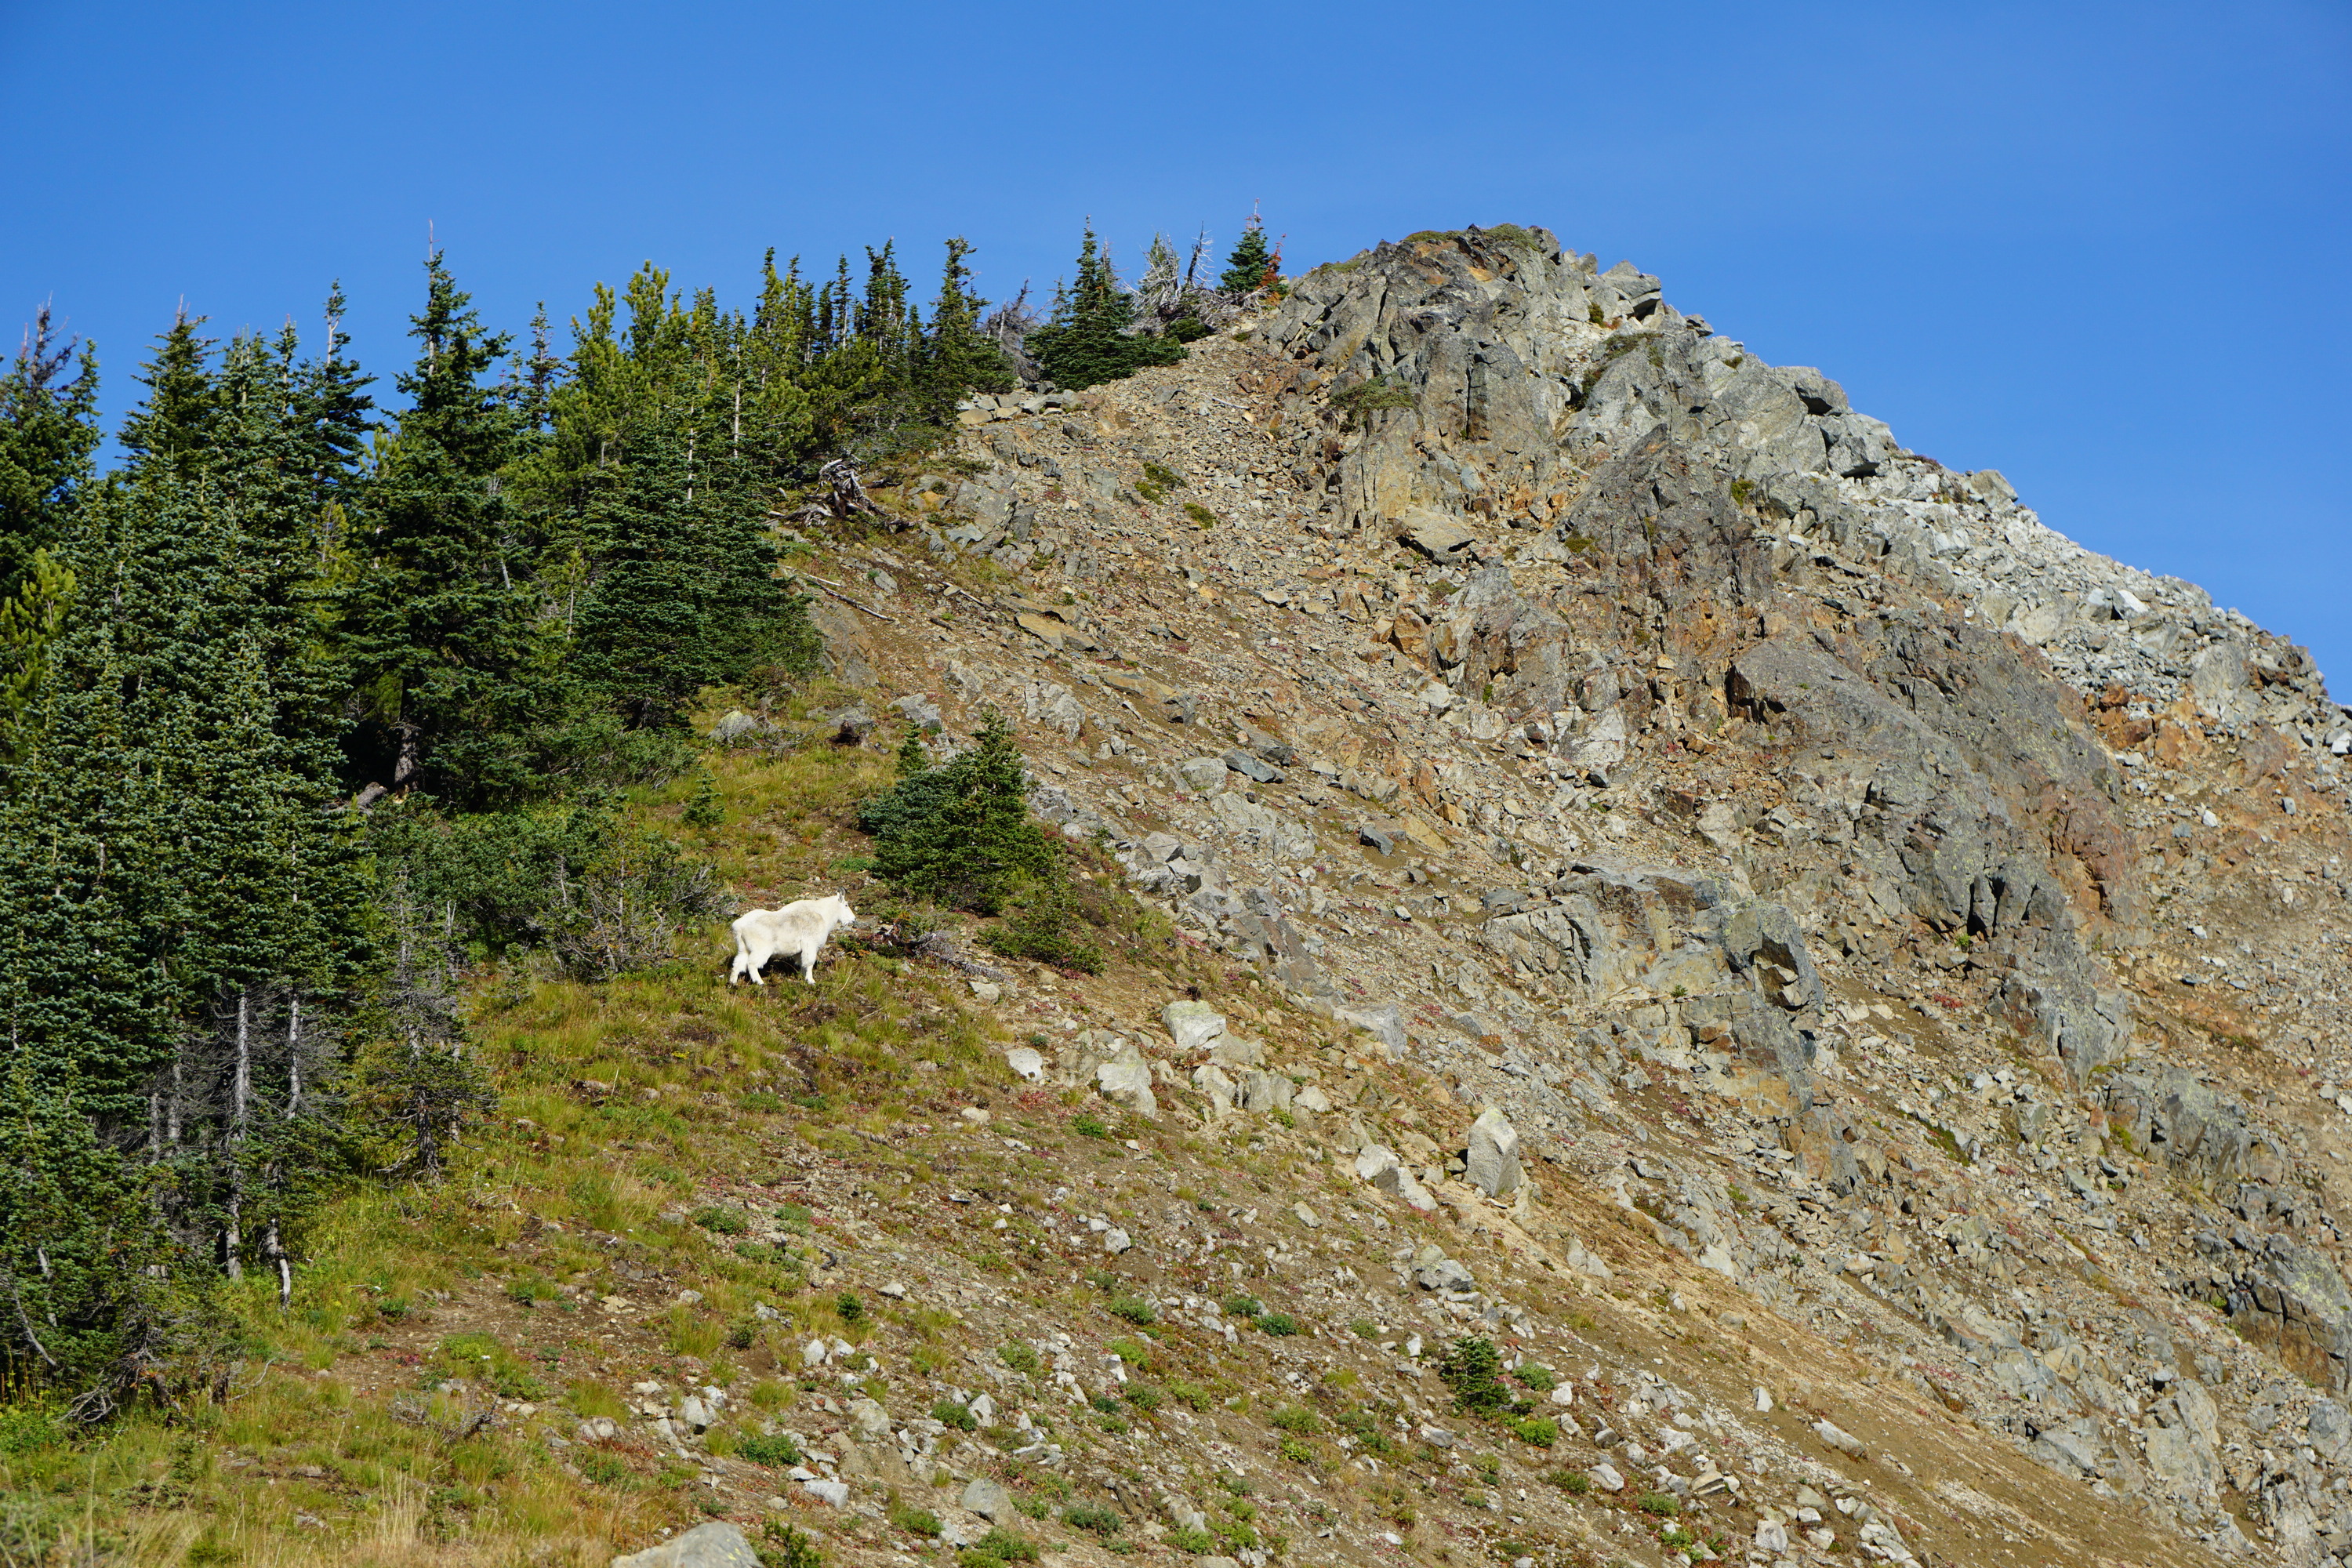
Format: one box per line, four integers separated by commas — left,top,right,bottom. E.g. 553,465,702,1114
566,423,815,728
921,238,1015,422
1026,224,1185,391
0,303,100,606
336,252,544,803
115,309,219,481
293,285,377,564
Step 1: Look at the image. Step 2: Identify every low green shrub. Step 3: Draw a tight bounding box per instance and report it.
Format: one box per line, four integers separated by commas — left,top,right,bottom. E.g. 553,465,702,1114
960,1526,1039,1565
760,1522,823,1568
1063,1502,1123,1535
1330,376,1416,429
1510,1417,1559,1447
736,1434,803,1468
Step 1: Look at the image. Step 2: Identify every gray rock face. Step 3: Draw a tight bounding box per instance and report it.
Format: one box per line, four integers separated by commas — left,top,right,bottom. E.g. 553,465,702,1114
1025,681,1086,741
2103,1068,2290,1188
1239,1069,1293,1114
1728,623,2134,1083
2204,1236,2352,1393
1399,507,1479,563
610,1522,760,1568
2027,1415,2111,1479
1337,1000,1406,1058
2143,1381,2223,1503
1222,749,1285,784
708,710,761,744
1356,1144,1436,1210
1412,1246,1478,1296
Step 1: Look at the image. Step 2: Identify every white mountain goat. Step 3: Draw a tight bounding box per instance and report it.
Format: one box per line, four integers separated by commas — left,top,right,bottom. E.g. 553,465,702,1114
728,894,858,986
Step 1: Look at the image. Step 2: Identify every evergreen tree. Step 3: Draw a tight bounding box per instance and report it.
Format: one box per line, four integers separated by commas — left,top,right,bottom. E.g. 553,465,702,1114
115,309,219,481
0,556,187,1402
921,238,1015,421
292,285,376,564
566,423,816,728
0,303,100,606
1026,225,1186,391
42,329,367,1294
858,712,1054,913
0,546,73,768
336,253,543,803
1219,211,1277,294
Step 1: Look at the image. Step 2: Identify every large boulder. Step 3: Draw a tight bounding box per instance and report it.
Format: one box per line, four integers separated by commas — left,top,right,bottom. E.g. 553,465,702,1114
1162,1000,1228,1053
961,1476,1014,1523
1096,1044,1159,1120
1336,1001,1407,1058
2103,1068,2290,1189
2142,1382,2223,1504
612,1522,760,1568
1465,1107,1522,1198
1356,1144,1437,1210
2219,1238,2352,1392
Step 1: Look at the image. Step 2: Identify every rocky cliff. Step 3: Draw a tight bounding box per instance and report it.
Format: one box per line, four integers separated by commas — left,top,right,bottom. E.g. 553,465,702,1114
743,223,2352,1568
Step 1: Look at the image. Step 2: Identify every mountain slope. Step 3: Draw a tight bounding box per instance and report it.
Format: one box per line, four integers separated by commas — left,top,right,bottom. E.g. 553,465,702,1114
55,223,2352,1568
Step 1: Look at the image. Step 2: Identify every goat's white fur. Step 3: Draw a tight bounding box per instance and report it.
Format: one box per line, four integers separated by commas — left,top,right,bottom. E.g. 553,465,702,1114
729,894,858,986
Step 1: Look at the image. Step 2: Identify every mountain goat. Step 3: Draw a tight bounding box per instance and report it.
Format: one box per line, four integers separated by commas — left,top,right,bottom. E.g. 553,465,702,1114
728,894,858,986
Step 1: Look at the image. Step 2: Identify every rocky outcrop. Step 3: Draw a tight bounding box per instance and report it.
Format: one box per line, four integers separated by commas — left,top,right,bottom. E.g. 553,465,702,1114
822,220,2352,1568
2194,1232,2352,1393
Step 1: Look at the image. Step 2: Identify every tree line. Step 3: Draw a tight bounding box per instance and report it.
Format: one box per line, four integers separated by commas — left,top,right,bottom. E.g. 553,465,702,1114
0,232,1039,1414
0,212,1283,1417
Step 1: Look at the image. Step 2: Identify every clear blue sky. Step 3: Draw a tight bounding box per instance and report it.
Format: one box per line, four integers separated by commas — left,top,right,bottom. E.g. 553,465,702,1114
5,1,2347,688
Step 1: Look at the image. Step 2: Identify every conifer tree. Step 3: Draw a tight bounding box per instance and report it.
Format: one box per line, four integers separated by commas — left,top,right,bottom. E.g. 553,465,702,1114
566,423,815,728
858,712,1054,913
0,545,71,767
0,304,100,605
116,309,219,481
294,285,376,524
1219,211,1278,294
337,253,542,802
1025,225,1186,391
46,322,366,1292
921,238,1016,420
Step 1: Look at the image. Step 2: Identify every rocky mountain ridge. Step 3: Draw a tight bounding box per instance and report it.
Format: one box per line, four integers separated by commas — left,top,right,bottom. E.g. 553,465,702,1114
731,223,2352,1568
